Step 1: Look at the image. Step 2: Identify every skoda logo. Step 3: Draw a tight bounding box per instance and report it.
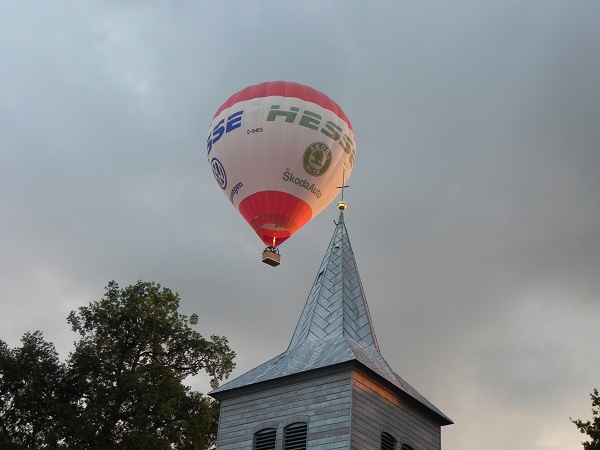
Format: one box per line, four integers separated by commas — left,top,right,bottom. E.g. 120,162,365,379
302,142,331,177
211,157,227,189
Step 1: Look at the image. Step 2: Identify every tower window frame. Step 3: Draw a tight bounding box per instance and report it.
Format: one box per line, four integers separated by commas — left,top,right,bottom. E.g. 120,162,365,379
283,422,308,450
381,431,397,450
253,427,276,450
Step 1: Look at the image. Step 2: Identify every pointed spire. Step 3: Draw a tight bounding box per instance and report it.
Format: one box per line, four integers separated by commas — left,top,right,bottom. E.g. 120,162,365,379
288,210,379,353
210,211,452,425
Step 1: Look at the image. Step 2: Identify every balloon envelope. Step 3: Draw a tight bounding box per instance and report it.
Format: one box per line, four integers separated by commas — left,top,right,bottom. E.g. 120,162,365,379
207,81,356,247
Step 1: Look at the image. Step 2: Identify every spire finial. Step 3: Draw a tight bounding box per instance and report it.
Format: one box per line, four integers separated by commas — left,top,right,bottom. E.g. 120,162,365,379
337,164,349,211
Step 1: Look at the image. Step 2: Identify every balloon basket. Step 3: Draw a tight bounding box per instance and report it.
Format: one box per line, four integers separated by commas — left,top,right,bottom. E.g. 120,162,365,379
262,247,281,267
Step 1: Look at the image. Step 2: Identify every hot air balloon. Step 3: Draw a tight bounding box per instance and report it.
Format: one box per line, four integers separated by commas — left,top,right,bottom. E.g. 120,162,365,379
207,81,356,266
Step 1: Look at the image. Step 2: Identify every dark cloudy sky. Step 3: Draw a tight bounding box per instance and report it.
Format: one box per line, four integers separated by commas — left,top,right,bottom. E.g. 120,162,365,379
1,2,599,449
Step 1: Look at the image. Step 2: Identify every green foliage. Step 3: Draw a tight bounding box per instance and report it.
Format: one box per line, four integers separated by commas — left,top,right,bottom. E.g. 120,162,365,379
0,332,66,449
0,281,235,449
572,389,600,450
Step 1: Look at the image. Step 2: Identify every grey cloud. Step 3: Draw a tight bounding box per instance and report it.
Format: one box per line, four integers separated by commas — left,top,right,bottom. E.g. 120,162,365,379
1,2,599,449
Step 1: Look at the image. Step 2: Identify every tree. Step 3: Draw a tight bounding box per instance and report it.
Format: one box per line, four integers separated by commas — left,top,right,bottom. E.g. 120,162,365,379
0,280,235,449
572,389,600,450
0,332,66,449
65,280,235,449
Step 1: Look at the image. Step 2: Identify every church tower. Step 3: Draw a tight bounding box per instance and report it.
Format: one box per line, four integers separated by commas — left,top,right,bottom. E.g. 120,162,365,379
210,210,452,449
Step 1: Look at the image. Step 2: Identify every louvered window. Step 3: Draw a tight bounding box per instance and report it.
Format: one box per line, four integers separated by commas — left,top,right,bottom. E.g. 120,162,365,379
254,428,276,450
401,445,414,450
283,422,308,449
381,432,397,450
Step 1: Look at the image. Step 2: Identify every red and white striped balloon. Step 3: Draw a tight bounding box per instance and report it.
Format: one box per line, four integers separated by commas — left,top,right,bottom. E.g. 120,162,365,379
207,81,356,247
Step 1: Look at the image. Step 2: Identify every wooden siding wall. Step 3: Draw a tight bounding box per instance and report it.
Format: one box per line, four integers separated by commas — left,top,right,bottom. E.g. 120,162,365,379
215,368,443,449
351,371,441,450
215,371,353,449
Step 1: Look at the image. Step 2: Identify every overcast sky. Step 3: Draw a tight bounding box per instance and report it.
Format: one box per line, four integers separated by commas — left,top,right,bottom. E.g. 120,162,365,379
1,2,600,449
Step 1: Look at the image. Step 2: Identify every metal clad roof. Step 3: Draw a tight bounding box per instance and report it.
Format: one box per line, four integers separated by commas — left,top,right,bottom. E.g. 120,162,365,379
287,211,379,353
210,211,451,425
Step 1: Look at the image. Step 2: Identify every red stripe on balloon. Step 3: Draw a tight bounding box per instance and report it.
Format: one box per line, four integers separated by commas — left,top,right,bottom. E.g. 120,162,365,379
238,191,313,247
213,81,353,131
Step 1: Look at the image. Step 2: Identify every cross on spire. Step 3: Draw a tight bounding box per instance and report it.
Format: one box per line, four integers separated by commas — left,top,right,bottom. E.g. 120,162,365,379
337,165,350,210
